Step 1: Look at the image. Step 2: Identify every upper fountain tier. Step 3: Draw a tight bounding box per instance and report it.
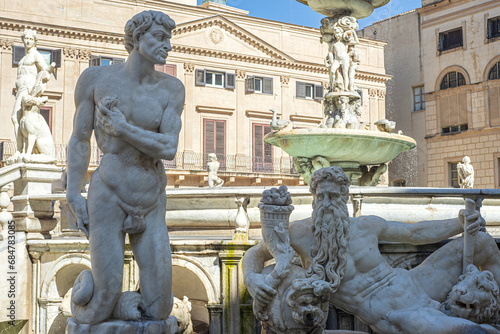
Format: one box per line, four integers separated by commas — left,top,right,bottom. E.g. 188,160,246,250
296,0,390,18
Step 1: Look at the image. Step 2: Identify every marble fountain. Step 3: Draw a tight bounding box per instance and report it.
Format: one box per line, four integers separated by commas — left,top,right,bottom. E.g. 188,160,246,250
265,0,416,186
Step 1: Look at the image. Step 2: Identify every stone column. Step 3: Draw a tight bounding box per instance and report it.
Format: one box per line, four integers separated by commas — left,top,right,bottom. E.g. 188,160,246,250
219,249,244,334
207,303,223,334
60,48,80,144
0,39,14,140
235,69,246,155
31,251,41,334
368,88,378,130
183,62,195,152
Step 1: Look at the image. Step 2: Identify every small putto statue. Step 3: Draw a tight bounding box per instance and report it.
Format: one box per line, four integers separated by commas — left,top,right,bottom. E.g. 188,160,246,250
458,156,474,189
207,153,224,187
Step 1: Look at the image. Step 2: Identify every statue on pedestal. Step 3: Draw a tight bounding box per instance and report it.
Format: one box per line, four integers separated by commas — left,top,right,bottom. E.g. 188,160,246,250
458,156,475,189
243,167,500,333
207,153,224,187
66,10,184,333
8,29,56,164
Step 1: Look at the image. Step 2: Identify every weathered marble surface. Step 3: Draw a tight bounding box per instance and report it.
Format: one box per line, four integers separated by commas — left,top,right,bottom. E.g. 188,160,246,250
8,29,56,164
65,10,184,331
458,156,475,189
243,167,500,333
207,153,224,187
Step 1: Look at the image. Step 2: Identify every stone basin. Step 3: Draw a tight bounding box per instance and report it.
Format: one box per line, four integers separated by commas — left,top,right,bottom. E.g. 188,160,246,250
264,128,416,166
295,0,390,18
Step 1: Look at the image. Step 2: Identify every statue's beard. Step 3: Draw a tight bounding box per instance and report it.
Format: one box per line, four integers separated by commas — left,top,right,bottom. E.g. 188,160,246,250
306,199,350,293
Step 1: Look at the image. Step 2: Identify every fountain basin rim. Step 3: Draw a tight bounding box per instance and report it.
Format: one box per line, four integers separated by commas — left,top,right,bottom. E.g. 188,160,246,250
264,128,416,166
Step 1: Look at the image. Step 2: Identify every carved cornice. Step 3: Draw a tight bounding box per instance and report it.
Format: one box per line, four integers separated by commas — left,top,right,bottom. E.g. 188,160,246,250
235,69,246,79
79,49,92,61
289,114,323,123
184,62,195,73
196,105,234,115
0,38,14,51
245,110,281,119
0,18,123,45
172,45,327,74
280,76,290,86
63,47,79,59
173,16,290,61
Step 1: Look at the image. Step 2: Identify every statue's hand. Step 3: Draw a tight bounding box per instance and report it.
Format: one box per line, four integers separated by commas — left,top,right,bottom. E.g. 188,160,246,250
244,272,276,305
459,209,482,236
67,193,89,237
96,100,127,138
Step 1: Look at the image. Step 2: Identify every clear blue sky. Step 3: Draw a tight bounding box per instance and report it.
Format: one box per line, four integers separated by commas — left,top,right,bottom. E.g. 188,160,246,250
197,0,422,29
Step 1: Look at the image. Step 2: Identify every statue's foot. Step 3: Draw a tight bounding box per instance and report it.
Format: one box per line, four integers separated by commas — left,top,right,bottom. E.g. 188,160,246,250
66,316,178,334
6,151,23,165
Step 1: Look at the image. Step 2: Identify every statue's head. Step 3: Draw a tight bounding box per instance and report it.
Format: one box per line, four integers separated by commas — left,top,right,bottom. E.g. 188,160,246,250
441,264,500,324
463,156,471,164
124,10,176,55
208,153,217,162
21,29,38,47
310,166,350,206
286,278,332,328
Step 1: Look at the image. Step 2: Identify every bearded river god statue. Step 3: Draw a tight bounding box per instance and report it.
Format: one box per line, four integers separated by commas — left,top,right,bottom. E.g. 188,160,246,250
66,10,184,333
242,167,500,334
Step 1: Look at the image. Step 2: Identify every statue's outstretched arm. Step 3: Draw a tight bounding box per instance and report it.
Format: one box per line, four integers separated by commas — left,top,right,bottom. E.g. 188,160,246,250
375,209,481,245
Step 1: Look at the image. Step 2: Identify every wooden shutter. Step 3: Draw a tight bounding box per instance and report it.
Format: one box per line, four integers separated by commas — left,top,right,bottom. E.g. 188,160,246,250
51,49,62,68
204,119,226,168
246,76,255,93
296,82,306,98
39,106,52,132
314,85,324,100
90,55,101,67
225,73,235,89
12,46,26,65
490,85,500,127
195,69,206,86
440,95,451,128
155,64,177,77
457,92,468,125
262,77,273,94
253,124,273,172
166,64,176,77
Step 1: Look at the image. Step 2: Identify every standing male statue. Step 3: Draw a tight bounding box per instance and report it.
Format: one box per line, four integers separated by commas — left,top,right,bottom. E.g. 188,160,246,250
66,10,185,331
243,166,500,334
9,29,56,163
458,156,475,189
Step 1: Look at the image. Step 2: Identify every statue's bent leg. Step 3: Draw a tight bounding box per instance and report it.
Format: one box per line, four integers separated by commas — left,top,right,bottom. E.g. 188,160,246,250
71,172,127,324
129,191,173,320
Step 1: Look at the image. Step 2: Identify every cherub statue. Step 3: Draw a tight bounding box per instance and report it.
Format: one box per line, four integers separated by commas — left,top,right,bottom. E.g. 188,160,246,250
458,156,474,189
207,153,224,187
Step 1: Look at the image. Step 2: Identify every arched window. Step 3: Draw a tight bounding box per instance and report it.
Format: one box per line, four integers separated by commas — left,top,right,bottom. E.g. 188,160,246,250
489,61,500,80
440,71,466,90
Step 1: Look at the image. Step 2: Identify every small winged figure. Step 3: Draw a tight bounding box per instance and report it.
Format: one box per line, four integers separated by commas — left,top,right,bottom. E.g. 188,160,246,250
270,108,290,131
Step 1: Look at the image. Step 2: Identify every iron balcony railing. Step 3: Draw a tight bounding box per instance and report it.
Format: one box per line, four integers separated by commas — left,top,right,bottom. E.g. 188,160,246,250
1,141,298,175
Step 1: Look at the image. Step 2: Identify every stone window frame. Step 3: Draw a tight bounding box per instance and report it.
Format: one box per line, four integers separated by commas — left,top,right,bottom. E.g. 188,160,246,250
485,13,500,44
495,153,500,189
447,159,461,188
412,85,425,111
435,21,467,56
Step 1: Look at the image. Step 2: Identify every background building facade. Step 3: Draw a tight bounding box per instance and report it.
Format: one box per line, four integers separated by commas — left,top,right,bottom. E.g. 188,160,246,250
361,0,500,188
0,0,389,187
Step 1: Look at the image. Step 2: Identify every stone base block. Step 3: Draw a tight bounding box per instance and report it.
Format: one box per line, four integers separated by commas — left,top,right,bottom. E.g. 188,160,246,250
66,316,178,334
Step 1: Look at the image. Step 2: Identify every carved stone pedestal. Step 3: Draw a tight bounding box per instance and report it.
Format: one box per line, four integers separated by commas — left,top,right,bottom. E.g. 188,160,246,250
10,163,61,239
66,316,178,334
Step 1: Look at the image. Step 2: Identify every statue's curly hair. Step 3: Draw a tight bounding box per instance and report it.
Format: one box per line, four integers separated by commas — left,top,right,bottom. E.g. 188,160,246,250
309,166,350,203
124,10,176,54
21,29,38,43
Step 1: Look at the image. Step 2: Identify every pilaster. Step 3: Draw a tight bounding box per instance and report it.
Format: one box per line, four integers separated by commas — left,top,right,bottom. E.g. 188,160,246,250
183,62,195,151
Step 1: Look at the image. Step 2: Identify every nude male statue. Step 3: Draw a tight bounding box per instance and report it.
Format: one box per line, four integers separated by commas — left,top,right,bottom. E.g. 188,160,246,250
11,29,55,160
66,11,184,325
325,27,350,92
243,166,500,334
